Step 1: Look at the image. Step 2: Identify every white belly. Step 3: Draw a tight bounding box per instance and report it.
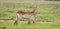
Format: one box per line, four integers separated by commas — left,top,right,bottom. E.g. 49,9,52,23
17,14,32,18
22,15,31,18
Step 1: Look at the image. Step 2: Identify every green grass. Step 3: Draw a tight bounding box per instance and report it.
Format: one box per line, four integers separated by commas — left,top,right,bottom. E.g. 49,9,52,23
0,21,60,29
0,1,60,29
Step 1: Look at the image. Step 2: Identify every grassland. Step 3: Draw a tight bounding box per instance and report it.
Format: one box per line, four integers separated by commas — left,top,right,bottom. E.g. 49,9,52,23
0,0,60,29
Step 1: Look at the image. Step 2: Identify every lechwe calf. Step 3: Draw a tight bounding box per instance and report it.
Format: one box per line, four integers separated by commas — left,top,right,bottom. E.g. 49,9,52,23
14,7,37,25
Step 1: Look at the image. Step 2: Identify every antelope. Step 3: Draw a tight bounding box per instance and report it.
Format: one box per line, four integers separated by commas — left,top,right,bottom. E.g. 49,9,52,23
14,6,37,25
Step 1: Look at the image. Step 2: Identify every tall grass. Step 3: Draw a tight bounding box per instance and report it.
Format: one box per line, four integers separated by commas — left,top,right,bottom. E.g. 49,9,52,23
0,2,60,29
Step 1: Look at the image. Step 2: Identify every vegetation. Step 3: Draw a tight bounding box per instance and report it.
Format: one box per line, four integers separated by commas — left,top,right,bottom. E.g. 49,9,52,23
0,0,60,29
